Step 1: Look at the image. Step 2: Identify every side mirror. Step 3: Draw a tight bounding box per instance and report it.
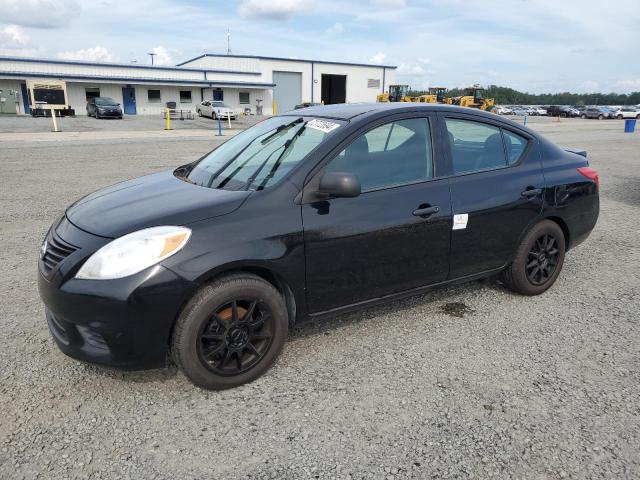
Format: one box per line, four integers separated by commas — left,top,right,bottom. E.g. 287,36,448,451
318,172,361,198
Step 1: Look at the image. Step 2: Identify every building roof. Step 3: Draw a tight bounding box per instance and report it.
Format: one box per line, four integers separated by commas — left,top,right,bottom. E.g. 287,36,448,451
0,71,274,88
0,55,260,75
177,53,397,69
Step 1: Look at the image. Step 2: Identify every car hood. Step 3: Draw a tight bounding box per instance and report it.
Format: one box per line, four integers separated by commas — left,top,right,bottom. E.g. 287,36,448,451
66,170,250,238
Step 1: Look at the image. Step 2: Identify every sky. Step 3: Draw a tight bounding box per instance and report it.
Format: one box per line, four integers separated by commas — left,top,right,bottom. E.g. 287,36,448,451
0,0,638,94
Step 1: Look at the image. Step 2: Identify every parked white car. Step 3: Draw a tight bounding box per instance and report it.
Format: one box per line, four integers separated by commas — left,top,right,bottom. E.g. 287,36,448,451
494,106,513,115
610,107,639,119
531,106,547,115
197,101,237,120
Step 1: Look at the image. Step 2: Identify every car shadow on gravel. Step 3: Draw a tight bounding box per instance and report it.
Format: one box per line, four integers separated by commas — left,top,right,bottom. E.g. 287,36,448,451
74,361,179,384
65,278,504,385
290,277,503,340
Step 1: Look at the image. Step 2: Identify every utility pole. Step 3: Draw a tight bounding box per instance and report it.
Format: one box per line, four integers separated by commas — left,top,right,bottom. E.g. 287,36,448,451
148,52,157,65
226,28,232,55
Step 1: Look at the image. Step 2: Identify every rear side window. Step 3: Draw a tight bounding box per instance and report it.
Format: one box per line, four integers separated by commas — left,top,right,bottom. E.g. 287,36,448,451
445,118,529,173
445,119,505,173
503,130,528,164
327,118,433,191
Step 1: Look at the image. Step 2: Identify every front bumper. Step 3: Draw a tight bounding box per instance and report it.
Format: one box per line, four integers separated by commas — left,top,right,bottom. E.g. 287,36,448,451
38,217,197,369
97,109,122,118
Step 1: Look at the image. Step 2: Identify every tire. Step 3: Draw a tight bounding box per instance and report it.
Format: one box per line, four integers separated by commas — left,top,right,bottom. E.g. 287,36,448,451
581,114,586,119
501,219,566,296
197,109,202,117
598,115,603,120
617,115,623,119
172,273,288,390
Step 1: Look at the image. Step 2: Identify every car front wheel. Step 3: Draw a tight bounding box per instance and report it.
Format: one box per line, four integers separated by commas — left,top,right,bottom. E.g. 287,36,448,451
172,273,288,390
501,220,566,296
581,114,586,119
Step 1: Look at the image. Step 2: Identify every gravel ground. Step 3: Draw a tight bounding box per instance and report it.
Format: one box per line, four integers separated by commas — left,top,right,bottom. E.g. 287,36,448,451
0,116,639,479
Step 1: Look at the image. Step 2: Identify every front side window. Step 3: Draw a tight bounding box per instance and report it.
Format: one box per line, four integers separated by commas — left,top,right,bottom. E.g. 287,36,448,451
148,89,161,103
445,118,506,174
326,118,433,191
180,116,345,191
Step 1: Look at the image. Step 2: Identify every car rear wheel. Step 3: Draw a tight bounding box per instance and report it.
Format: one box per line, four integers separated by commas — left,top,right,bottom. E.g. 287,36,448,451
172,273,288,390
581,114,586,119
617,114,623,119
598,114,603,120
501,220,566,296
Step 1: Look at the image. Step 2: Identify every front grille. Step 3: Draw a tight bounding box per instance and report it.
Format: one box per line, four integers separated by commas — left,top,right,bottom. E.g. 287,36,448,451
42,232,77,273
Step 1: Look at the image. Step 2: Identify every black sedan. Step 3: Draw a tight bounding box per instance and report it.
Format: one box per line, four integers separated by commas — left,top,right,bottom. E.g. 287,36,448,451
38,103,599,389
86,97,123,119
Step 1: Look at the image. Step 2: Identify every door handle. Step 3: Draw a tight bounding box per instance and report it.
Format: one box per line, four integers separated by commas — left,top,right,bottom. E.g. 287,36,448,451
521,188,542,198
412,206,440,217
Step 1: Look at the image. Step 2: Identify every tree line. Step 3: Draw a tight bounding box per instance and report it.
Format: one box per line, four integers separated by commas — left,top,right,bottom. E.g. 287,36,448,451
408,85,640,106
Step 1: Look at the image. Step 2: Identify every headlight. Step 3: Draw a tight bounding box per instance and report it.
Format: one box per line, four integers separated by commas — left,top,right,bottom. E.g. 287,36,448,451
75,226,191,280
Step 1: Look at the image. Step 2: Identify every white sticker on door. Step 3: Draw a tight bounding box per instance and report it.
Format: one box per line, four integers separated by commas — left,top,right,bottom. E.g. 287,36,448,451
452,213,469,230
306,118,341,134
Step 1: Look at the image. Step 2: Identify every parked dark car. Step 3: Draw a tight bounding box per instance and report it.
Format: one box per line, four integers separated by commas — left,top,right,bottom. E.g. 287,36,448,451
546,105,579,117
38,103,599,390
86,97,123,119
581,106,614,120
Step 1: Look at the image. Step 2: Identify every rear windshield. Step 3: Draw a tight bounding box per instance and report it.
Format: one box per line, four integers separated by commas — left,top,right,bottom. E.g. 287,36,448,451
177,116,345,191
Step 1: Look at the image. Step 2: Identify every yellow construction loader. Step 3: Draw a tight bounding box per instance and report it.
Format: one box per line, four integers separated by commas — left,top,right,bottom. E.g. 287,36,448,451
376,84,413,102
414,87,447,103
446,85,495,111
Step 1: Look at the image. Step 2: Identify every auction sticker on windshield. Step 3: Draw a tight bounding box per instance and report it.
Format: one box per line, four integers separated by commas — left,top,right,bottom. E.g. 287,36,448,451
307,119,341,134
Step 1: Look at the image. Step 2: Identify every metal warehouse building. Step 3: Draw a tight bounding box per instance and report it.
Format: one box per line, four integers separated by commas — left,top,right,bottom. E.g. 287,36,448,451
0,53,396,116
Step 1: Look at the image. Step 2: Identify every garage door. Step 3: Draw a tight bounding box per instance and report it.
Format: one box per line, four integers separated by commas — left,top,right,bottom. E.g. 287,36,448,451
272,71,302,113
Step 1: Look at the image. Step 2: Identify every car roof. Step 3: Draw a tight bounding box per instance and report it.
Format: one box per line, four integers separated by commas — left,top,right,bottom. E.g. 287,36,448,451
279,102,502,121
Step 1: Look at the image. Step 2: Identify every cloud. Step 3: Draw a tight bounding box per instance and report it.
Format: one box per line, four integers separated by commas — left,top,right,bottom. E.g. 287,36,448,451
616,79,640,91
0,0,80,28
238,0,309,20
371,0,406,7
579,80,600,92
326,22,344,34
57,45,117,62
149,45,172,65
0,24,30,49
398,64,426,75
369,52,386,63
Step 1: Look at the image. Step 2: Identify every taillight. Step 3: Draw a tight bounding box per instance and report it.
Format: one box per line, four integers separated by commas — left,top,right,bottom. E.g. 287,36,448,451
577,167,599,190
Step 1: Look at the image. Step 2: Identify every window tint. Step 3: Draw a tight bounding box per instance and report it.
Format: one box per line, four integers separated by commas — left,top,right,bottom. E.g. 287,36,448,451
502,130,528,164
445,118,506,174
326,118,432,191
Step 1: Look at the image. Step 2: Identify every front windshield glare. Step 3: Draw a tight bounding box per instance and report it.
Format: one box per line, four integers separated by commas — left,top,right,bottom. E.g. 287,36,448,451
95,97,117,106
181,116,344,191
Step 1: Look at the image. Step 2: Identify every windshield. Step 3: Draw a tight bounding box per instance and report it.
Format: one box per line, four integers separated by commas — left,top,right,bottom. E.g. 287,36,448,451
213,102,231,108
177,116,345,191
95,97,118,106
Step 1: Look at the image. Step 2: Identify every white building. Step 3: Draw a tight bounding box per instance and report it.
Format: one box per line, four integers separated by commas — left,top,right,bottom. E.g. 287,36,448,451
0,53,397,116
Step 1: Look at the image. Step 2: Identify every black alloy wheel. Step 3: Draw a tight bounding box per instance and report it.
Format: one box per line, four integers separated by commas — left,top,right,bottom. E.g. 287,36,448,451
501,219,566,295
525,233,560,286
172,273,288,390
197,299,274,376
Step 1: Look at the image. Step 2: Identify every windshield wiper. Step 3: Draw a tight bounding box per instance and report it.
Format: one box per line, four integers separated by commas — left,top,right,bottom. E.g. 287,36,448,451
255,123,308,190
260,117,303,145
